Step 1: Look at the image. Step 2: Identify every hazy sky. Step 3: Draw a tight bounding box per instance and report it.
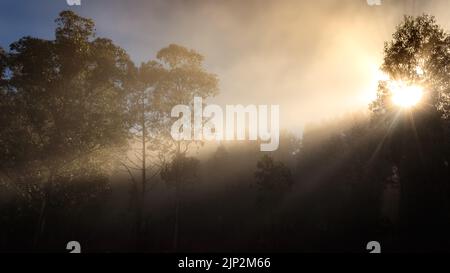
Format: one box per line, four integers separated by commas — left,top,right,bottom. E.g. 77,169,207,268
2,0,450,134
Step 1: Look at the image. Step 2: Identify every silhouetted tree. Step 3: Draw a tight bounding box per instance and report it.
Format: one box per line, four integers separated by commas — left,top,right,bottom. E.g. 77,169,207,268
120,59,166,249
255,154,293,205
160,153,199,250
150,44,219,156
145,44,219,250
369,14,450,249
0,11,133,248
371,14,450,118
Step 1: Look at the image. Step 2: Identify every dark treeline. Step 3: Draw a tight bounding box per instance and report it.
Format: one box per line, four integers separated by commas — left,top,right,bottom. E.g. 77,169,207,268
0,11,449,252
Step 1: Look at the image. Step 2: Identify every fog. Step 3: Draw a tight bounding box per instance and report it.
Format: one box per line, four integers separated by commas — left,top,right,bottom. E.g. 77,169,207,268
65,0,445,135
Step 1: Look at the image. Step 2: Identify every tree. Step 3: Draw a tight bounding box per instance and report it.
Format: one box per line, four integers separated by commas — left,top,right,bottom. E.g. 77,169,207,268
370,14,450,118
148,44,219,156
0,11,133,248
119,44,218,250
160,153,199,250
369,15,450,245
120,60,164,250
255,154,293,205
116,44,218,251
254,154,292,247
150,44,218,250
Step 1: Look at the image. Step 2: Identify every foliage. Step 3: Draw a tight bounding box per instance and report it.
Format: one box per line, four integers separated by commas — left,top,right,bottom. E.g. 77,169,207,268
255,154,292,193
371,15,450,118
160,154,200,189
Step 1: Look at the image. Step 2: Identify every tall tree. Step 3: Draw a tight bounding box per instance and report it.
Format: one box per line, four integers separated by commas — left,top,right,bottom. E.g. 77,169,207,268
151,44,219,250
370,14,450,118
151,44,219,155
121,44,218,250
0,11,134,248
121,60,164,250
369,15,450,242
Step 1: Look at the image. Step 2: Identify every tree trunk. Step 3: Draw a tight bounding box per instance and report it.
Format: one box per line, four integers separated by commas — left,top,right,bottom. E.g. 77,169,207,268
172,143,183,251
33,172,54,250
173,184,180,251
136,96,147,251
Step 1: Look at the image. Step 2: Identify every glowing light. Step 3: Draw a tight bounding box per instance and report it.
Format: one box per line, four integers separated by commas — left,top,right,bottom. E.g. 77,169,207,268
362,69,390,103
388,81,423,108
376,70,390,82
415,66,424,76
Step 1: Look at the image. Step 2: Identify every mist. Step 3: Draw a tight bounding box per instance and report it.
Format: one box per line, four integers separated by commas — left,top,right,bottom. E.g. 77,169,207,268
62,0,445,135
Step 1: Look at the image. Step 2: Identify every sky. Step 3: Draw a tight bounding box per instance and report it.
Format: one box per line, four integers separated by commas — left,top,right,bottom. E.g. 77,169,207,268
1,0,450,135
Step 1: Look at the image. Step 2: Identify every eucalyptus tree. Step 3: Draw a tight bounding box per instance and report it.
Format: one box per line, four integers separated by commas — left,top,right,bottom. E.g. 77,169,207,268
0,11,134,247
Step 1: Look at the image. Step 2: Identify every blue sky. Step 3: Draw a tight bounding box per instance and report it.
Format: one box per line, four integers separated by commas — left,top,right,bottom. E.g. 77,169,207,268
0,1,72,48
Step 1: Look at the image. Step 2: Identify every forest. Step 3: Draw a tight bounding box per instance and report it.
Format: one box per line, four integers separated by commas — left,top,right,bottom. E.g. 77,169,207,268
0,10,449,252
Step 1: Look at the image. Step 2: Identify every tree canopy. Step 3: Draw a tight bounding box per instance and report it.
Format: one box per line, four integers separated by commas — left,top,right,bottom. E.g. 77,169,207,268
371,14,450,119
0,11,134,178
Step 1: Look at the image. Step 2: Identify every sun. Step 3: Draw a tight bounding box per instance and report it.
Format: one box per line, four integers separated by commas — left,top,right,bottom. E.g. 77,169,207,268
388,81,423,108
